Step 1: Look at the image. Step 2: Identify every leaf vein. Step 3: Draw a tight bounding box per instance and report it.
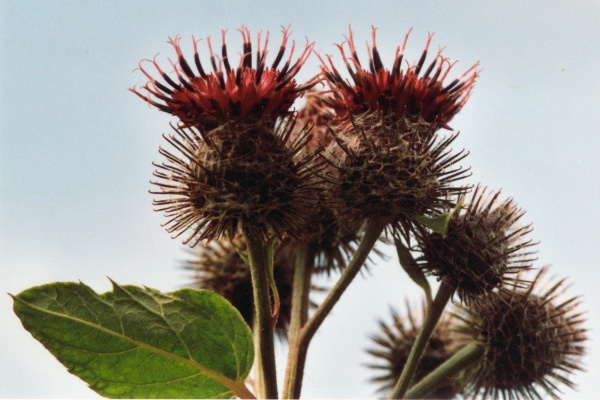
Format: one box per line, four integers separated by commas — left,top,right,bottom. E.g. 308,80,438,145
119,285,196,362
14,295,252,398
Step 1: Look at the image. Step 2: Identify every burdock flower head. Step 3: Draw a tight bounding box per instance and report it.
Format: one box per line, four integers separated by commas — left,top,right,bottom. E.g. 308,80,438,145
320,26,479,131
417,185,537,305
325,120,471,238
131,26,315,131
137,27,323,243
454,267,587,399
366,303,461,398
291,92,363,274
317,27,474,237
151,119,321,244
295,89,338,150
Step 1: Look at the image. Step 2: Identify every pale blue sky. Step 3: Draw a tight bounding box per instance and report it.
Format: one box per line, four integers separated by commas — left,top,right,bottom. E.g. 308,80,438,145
2,0,600,398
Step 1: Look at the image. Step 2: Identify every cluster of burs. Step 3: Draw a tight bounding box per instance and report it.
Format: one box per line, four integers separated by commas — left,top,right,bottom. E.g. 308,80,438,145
132,25,587,399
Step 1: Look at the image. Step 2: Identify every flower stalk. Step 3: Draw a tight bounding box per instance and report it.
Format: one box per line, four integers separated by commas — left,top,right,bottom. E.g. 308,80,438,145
288,216,390,397
243,228,278,399
282,245,314,399
405,341,484,399
391,277,455,399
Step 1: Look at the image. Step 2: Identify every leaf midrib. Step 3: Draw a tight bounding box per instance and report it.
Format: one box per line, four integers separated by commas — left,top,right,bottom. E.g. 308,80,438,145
12,294,255,399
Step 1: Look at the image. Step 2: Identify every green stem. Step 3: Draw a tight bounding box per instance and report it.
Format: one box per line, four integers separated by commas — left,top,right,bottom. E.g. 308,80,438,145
405,341,483,399
243,229,278,399
295,216,390,385
391,278,455,399
282,245,313,399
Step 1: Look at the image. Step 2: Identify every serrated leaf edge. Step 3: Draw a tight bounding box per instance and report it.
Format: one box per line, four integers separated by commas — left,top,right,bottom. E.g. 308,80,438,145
11,291,256,399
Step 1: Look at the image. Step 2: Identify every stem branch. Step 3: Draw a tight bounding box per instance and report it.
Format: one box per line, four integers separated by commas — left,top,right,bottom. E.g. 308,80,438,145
291,217,389,395
405,341,483,399
243,229,278,399
391,278,455,399
282,245,313,399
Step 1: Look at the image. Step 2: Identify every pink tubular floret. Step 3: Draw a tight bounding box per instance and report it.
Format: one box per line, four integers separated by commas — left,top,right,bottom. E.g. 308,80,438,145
167,35,184,59
131,26,314,128
319,26,480,128
280,24,292,49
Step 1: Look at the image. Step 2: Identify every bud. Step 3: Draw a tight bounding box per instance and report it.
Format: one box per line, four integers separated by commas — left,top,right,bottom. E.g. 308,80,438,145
454,267,587,399
325,115,470,238
366,303,461,398
292,93,363,274
151,120,322,244
417,185,537,304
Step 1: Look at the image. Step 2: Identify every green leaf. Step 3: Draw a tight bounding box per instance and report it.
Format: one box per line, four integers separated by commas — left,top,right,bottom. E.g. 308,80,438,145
11,281,255,399
394,238,432,306
265,237,280,324
414,202,463,237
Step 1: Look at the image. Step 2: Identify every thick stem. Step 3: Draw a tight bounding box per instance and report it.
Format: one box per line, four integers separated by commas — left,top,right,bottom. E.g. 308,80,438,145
282,245,313,399
405,341,484,399
292,217,390,392
243,229,278,399
391,278,455,399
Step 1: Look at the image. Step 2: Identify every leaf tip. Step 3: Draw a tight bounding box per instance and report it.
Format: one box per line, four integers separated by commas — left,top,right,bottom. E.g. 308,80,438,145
106,276,120,290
